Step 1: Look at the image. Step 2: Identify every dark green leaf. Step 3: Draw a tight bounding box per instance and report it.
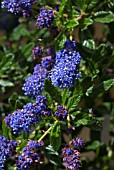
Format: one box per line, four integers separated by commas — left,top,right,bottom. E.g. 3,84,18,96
0,80,14,87
103,79,114,91
44,79,62,103
44,92,54,107
58,33,67,49
22,42,35,58
0,53,14,74
83,39,95,49
89,120,102,131
87,0,99,10
10,24,30,41
94,11,111,17
67,94,82,113
59,0,69,15
62,89,70,105
86,140,102,150
64,20,79,29
94,13,114,23
50,123,61,151
76,118,88,125
2,122,10,140
75,0,87,10
82,18,93,27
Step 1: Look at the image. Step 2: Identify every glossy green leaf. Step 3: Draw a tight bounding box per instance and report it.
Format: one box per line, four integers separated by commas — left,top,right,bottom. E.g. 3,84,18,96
75,0,87,10
83,39,95,49
0,53,14,74
22,42,35,57
44,92,54,107
64,20,79,29
94,13,114,23
62,89,70,105
0,80,14,87
67,94,82,113
87,0,99,10
82,18,93,26
50,123,61,151
76,118,88,125
103,79,114,91
2,122,10,140
94,11,112,17
59,0,69,15
44,79,62,103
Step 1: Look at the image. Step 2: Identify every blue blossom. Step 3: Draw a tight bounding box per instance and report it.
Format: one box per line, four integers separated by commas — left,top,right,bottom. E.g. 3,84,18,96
64,39,77,51
16,140,44,170
0,136,17,169
22,64,49,97
1,0,37,17
32,46,44,59
71,137,85,151
36,7,54,28
41,56,54,70
54,105,68,120
51,41,81,89
62,147,81,170
4,95,51,135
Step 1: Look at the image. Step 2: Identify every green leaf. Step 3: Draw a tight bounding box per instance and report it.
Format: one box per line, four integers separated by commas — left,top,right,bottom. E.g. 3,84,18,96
0,80,14,87
76,118,88,125
2,122,11,139
46,145,59,155
86,79,114,96
83,39,95,49
94,13,114,23
64,20,79,29
61,89,70,105
22,42,35,61
75,0,87,11
87,0,99,10
59,0,69,15
89,120,102,131
16,139,27,153
44,92,54,107
71,8,80,18
86,140,102,150
44,79,62,103
50,123,61,151
82,18,93,27
67,94,82,113
10,24,30,41
57,33,67,50
0,53,14,74
94,11,112,17
103,79,114,91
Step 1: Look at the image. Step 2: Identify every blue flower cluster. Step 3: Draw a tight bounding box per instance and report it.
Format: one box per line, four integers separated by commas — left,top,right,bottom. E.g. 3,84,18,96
32,46,44,59
62,147,81,170
36,7,54,28
62,137,85,170
71,137,85,151
46,47,55,57
64,39,77,51
22,64,49,97
0,136,17,169
51,41,82,89
16,140,44,170
41,56,54,70
1,0,37,17
54,105,68,120
4,95,51,135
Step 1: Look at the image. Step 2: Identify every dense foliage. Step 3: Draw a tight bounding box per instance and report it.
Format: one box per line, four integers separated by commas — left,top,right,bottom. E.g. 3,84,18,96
0,0,114,170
